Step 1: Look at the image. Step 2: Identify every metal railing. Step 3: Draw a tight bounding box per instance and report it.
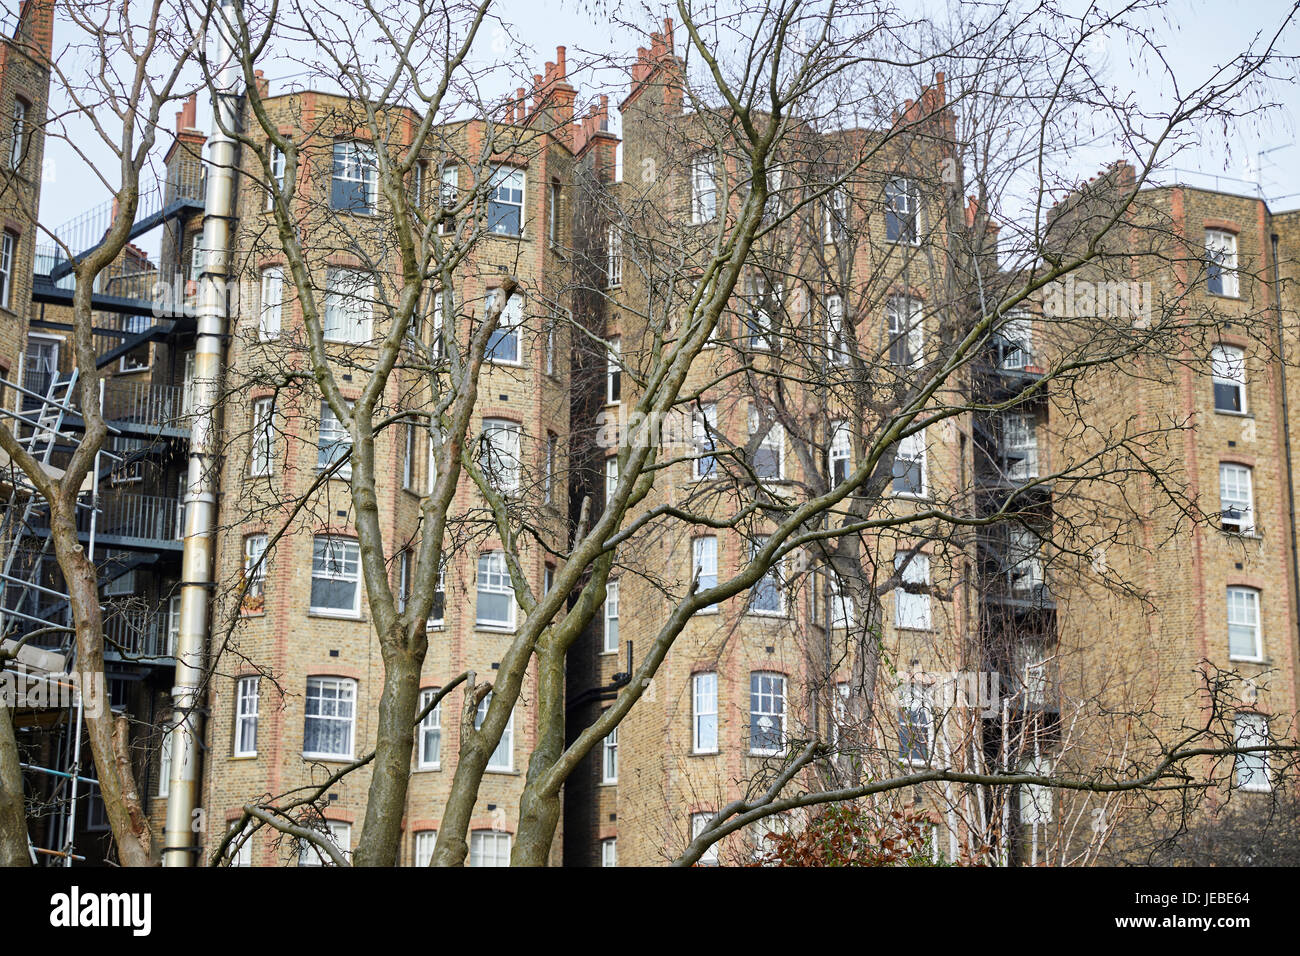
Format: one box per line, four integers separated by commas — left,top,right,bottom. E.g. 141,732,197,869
103,606,175,659
100,380,189,430
29,491,181,544
40,171,206,270
93,491,181,543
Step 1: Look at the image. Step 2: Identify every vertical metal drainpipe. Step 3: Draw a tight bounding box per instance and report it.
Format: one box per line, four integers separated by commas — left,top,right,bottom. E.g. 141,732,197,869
162,1,239,866
1269,232,1300,666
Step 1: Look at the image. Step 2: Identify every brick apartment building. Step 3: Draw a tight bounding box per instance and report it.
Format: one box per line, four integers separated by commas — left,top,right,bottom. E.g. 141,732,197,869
3,10,1298,866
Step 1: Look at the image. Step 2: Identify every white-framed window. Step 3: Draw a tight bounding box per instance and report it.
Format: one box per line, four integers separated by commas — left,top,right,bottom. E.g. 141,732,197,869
402,420,417,490
243,534,268,604
826,293,850,365
1234,713,1271,792
429,564,446,628
226,822,253,867
476,551,515,630
607,225,622,287
886,295,923,368
1001,312,1033,369
234,675,259,757
829,420,852,486
299,821,352,866
885,176,920,244
1206,229,1239,297
323,267,374,343
331,140,377,213
897,681,932,765
480,418,521,494
605,456,618,506
0,231,14,310
266,145,285,211
759,163,785,221
745,276,780,350
693,536,719,611
303,677,356,759
601,721,618,784
892,429,926,497
483,287,524,364
395,549,412,613
693,672,718,753
1003,411,1038,481
749,537,785,616
1007,527,1044,595
1019,757,1054,824
544,311,559,376
824,186,847,244
894,551,931,630
1211,344,1247,413
487,165,525,236
474,692,514,771
748,671,787,755
23,332,59,396
259,267,283,340
410,161,425,207
8,98,26,170
690,153,717,224
690,813,719,866
426,288,448,359
830,681,851,748
548,179,561,244
310,536,361,617
692,402,718,480
544,432,558,504
602,579,620,654
438,163,459,219
1227,586,1262,661
748,406,784,481
418,687,441,769
413,830,437,867
1219,463,1255,534
600,837,617,867
317,401,353,480
828,571,854,629
166,594,181,655
606,337,621,404
469,829,511,867
250,398,274,477
157,727,173,797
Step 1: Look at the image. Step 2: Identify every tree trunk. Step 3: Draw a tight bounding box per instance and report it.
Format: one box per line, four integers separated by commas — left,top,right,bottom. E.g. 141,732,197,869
353,638,423,866
0,700,29,866
53,507,153,866
512,646,566,866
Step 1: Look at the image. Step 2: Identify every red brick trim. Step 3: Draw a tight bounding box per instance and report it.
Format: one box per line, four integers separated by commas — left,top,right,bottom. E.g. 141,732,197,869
1203,218,1242,234
305,668,363,681
1218,454,1258,468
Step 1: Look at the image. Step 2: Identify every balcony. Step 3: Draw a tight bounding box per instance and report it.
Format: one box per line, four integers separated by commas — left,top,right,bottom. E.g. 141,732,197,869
983,567,1055,611
29,491,184,553
103,606,176,662
99,380,191,436
93,491,184,550
977,334,1046,402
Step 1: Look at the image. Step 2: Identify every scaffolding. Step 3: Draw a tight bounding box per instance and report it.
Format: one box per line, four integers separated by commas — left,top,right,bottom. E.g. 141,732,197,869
0,366,96,864
2,160,201,865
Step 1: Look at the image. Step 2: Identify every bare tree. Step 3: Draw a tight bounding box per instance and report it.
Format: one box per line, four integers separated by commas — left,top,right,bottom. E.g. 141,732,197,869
192,0,1300,869
0,0,205,866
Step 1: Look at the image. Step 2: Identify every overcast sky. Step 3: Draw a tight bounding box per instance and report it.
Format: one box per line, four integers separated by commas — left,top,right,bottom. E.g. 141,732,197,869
25,0,1300,251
